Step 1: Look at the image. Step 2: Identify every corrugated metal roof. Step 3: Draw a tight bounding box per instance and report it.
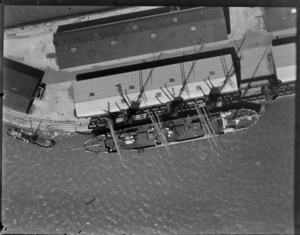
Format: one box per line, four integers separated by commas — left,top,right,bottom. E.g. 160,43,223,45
275,65,296,82
74,75,237,118
272,43,296,68
3,58,44,98
3,58,44,113
57,7,190,33
73,55,233,103
272,42,296,82
3,92,32,113
73,54,237,117
263,7,297,33
54,7,228,69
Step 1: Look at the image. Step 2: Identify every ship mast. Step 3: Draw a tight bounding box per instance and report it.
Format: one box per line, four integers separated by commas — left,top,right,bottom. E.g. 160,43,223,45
104,117,125,167
146,111,173,157
178,44,204,98
137,52,162,103
193,102,217,148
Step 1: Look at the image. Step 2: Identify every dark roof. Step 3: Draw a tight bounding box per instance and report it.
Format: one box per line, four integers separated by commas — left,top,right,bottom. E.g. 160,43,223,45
272,35,296,46
54,7,228,69
57,7,195,33
3,58,44,113
263,7,297,32
3,92,33,113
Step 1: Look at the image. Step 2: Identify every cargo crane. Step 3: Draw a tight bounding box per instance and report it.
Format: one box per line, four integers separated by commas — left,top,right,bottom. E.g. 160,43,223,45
146,110,174,157
193,102,218,149
89,53,163,130
114,52,163,124
161,45,204,117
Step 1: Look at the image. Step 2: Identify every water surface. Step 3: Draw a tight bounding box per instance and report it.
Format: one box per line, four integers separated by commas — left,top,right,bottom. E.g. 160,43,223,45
2,99,294,234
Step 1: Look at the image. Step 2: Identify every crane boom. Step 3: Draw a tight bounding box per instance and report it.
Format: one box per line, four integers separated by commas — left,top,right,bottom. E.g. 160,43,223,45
137,52,162,102
104,117,125,167
178,44,204,97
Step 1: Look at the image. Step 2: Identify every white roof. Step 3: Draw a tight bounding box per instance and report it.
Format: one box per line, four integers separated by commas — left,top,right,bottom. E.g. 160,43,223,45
272,43,296,68
73,55,238,117
272,43,296,82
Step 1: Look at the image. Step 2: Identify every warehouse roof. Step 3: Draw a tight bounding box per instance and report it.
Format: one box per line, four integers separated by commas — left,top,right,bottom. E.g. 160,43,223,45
57,7,194,33
3,58,44,113
272,42,296,83
73,53,237,117
263,7,297,33
54,7,228,69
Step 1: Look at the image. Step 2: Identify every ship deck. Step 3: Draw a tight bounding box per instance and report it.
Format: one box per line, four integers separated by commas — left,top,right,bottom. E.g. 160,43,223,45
110,108,258,151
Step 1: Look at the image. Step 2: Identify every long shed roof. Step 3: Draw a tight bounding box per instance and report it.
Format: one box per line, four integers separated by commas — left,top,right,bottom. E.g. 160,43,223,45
72,53,237,117
272,42,296,83
3,58,44,113
54,7,228,69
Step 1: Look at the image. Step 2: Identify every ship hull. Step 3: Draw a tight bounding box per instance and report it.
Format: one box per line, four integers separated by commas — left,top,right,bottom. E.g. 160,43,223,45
83,108,259,154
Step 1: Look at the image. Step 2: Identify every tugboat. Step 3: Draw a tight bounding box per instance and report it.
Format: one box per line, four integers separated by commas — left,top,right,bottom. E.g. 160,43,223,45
76,106,259,154
7,123,55,148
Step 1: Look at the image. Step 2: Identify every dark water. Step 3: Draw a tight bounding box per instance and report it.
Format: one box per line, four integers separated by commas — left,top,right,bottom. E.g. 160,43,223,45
2,99,294,234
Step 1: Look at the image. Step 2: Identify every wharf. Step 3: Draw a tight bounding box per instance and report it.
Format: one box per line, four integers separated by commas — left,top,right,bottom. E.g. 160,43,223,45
2,7,296,139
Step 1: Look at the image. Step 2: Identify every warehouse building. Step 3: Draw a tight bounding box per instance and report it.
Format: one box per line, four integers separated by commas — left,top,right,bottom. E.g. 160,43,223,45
72,48,239,118
54,7,228,69
3,58,45,114
271,36,296,83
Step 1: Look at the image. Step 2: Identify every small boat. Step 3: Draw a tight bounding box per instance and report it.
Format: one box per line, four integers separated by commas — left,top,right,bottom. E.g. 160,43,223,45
7,126,55,148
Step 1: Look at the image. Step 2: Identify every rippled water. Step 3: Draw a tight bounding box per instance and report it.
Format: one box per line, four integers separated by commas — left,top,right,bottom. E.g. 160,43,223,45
2,99,294,235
